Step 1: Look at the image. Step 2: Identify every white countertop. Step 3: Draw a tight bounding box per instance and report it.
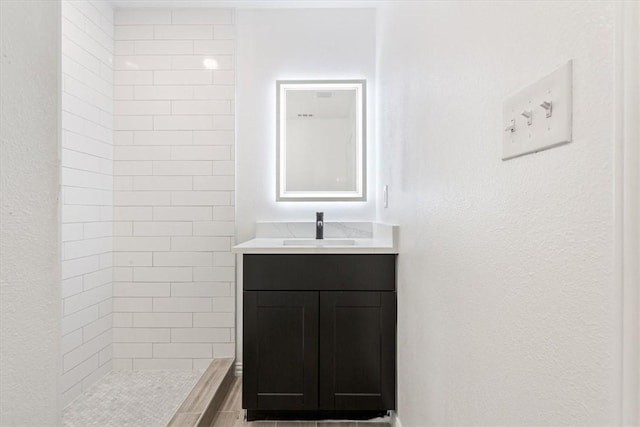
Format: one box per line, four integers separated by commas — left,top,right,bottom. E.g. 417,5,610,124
233,237,397,254
232,222,398,254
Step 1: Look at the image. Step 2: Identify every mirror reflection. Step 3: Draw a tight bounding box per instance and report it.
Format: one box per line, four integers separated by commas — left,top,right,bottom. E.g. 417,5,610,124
277,80,366,201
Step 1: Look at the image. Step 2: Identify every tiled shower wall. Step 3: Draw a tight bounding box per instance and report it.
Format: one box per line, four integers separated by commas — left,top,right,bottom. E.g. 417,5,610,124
61,0,114,406
112,8,236,370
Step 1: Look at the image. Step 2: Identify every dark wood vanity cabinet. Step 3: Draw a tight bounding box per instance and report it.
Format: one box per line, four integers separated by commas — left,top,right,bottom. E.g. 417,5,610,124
242,254,397,419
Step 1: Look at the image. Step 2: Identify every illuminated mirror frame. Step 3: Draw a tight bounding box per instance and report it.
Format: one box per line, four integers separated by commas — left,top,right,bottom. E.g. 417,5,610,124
276,79,366,201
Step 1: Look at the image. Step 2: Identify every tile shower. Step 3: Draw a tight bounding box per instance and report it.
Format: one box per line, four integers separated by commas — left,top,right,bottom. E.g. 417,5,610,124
60,0,237,413
111,6,236,372
61,0,115,406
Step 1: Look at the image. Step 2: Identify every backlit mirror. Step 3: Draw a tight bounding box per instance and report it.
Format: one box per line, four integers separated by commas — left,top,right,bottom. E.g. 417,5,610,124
276,80,366,201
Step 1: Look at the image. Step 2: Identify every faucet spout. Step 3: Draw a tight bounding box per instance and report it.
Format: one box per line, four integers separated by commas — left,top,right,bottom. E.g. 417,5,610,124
315,212,324,240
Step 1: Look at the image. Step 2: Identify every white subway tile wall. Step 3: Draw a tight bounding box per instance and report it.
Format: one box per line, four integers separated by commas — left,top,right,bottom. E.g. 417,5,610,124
61,0,114,406
113,9,236,370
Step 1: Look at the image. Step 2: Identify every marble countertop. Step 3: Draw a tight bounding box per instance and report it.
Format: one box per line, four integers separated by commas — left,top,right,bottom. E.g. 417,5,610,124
232,222,398,254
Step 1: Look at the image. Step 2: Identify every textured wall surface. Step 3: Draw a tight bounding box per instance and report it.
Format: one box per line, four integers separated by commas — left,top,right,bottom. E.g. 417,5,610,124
112,8,236,370
60,0,114,407
376,2,619,426
0,1,62,424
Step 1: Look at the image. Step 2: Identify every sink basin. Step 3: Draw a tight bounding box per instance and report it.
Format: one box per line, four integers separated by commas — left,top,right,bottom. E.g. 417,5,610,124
282,239,356,246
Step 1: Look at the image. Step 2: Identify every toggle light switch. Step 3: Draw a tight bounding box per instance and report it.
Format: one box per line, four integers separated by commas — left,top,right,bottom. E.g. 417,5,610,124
504,119,515,133
521,110,533,125
539,100,552,117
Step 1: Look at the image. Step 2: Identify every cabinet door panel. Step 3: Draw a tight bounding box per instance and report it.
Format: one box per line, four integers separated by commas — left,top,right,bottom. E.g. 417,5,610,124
319,291,396,411
243,291,318,410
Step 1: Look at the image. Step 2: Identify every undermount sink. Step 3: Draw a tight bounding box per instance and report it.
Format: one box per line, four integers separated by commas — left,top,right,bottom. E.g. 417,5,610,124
282,238,356,246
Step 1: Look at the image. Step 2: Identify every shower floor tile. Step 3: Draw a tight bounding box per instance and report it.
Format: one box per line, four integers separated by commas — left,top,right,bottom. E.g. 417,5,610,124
63,370,204,427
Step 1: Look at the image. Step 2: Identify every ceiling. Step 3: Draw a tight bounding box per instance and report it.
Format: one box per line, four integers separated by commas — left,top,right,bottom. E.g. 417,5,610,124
112,0,380,9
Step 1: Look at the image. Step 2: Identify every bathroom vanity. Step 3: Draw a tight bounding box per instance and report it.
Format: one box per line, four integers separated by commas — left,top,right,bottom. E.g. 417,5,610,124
233,222,398,421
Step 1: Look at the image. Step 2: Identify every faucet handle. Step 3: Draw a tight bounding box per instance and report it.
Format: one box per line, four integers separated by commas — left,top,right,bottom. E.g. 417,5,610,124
315,212,324,239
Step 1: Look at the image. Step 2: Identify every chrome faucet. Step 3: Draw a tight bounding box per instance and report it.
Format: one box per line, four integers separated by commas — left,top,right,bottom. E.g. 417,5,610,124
315,212,324,240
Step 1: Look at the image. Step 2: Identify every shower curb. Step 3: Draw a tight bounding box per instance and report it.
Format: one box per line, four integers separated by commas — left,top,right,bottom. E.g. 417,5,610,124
167,358,235,427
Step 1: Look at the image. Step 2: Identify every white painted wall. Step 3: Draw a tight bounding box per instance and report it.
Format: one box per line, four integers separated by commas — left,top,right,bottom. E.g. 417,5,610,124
0,1,62,424
112,8,236,370
60,0,115,406
235,8,377,244
376,2,619,425
619,2,640,423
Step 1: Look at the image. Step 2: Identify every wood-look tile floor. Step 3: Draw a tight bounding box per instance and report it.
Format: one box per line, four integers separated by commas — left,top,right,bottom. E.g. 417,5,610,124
209,377,390,427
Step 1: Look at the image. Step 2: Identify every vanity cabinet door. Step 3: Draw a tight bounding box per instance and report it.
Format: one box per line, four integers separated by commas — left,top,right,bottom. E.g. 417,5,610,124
319,291,396,411
243,291,319,411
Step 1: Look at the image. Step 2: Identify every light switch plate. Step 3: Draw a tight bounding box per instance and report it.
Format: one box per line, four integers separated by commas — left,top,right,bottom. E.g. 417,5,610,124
383,185,388,208
502,60,573,160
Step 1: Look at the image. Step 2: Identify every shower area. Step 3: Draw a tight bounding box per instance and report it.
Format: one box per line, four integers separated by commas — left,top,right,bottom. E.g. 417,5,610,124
58,1,236,424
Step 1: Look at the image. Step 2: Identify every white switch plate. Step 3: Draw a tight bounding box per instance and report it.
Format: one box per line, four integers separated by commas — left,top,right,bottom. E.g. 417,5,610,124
383,185,388,208
502,60,573,160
